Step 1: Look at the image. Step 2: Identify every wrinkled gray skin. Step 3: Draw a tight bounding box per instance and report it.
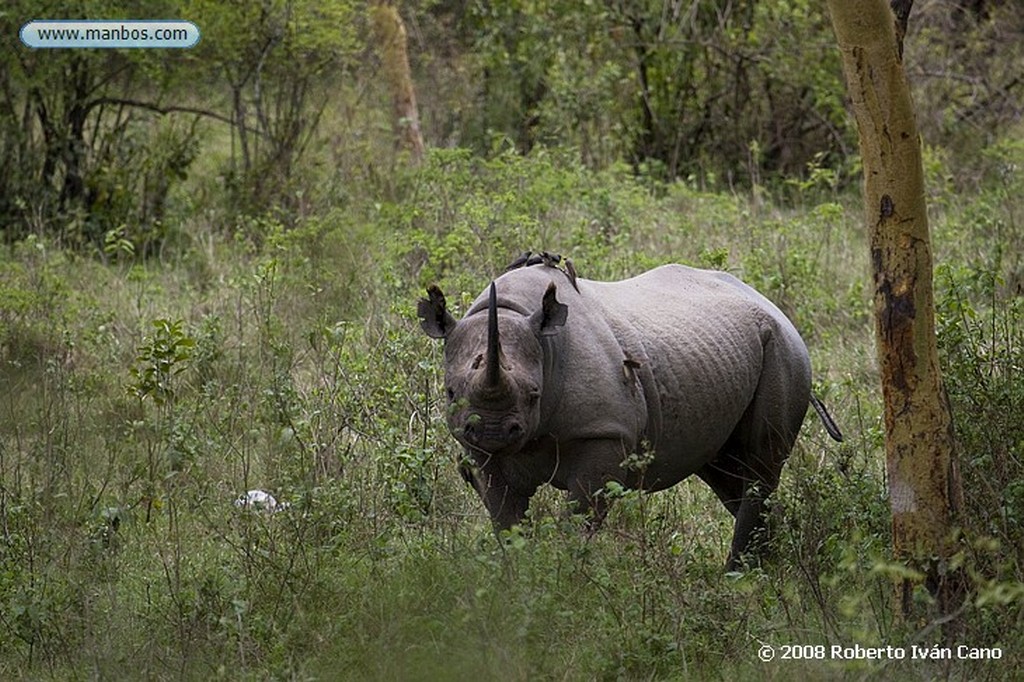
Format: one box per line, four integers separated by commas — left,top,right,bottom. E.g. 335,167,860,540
419,263,839,570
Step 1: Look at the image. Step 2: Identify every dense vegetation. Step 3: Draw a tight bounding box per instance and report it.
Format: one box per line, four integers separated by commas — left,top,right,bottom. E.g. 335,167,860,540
1,1,1022,679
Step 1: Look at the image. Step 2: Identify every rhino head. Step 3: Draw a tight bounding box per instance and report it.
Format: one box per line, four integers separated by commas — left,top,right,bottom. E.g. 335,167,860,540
418,281,567,455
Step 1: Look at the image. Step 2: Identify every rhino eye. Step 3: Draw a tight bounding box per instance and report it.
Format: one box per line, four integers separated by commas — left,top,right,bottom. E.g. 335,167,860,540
446,387,455,402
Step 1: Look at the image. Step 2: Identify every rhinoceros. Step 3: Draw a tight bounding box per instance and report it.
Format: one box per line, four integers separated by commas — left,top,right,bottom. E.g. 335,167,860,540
418,260,842,569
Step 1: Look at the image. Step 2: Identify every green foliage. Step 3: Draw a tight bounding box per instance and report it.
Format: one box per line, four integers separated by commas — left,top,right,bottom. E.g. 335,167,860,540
1,99,1023,679
0,0,361,248
912,4,1024,184
926,150,1024,656
453,0,850,185
184,0,362,216
4,0,1020,258
936,259,1024,562
129,319,196,405
0,0,199,249
0,0,1021,675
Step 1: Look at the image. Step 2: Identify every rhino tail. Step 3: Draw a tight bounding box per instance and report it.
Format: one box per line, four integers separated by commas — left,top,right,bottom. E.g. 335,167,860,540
810,395,843,442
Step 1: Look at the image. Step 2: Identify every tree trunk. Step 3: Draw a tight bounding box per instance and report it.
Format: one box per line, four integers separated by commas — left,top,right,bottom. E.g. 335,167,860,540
826,0,965,623
370,3,425,164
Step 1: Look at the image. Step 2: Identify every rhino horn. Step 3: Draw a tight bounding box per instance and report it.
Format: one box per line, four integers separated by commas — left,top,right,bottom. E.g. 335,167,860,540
486,281,501,387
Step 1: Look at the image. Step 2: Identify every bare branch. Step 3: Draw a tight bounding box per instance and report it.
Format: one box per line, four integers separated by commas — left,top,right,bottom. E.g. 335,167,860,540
84,97,265,138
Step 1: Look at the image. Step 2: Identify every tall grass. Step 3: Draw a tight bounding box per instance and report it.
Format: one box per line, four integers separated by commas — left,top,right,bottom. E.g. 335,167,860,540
1,142,1021,679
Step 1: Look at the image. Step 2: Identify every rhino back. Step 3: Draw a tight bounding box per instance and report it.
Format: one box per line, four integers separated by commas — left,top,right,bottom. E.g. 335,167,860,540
571,264,811,484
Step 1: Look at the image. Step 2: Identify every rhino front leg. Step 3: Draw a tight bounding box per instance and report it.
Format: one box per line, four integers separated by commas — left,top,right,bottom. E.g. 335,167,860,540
566,483,611,533
484,483,531,532
464,457,535,532
563,438,631,532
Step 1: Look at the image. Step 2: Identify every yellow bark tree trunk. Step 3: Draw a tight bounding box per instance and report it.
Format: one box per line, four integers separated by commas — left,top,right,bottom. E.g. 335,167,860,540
826,0,965,620
370,2,425,163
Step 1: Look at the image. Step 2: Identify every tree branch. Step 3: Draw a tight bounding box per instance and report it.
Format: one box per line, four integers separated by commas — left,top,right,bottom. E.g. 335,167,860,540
84,97,264,137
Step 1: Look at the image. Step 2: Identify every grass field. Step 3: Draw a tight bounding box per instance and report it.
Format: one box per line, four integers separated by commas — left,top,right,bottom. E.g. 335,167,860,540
1,141,1022,679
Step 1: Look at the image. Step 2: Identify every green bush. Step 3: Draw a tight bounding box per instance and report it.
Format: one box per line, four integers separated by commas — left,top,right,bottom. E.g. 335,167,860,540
1,133,1022,677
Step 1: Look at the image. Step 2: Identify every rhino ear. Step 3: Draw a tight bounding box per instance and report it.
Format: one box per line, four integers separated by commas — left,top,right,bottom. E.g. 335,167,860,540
531,282,568,337
418,285,457,339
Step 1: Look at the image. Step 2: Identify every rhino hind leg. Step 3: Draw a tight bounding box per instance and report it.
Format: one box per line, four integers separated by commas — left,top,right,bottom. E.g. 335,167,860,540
720,345,810,570
726,476,780,571
719,397,809,568
696,454,747,517
696,442,783,571
724,403,802,569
